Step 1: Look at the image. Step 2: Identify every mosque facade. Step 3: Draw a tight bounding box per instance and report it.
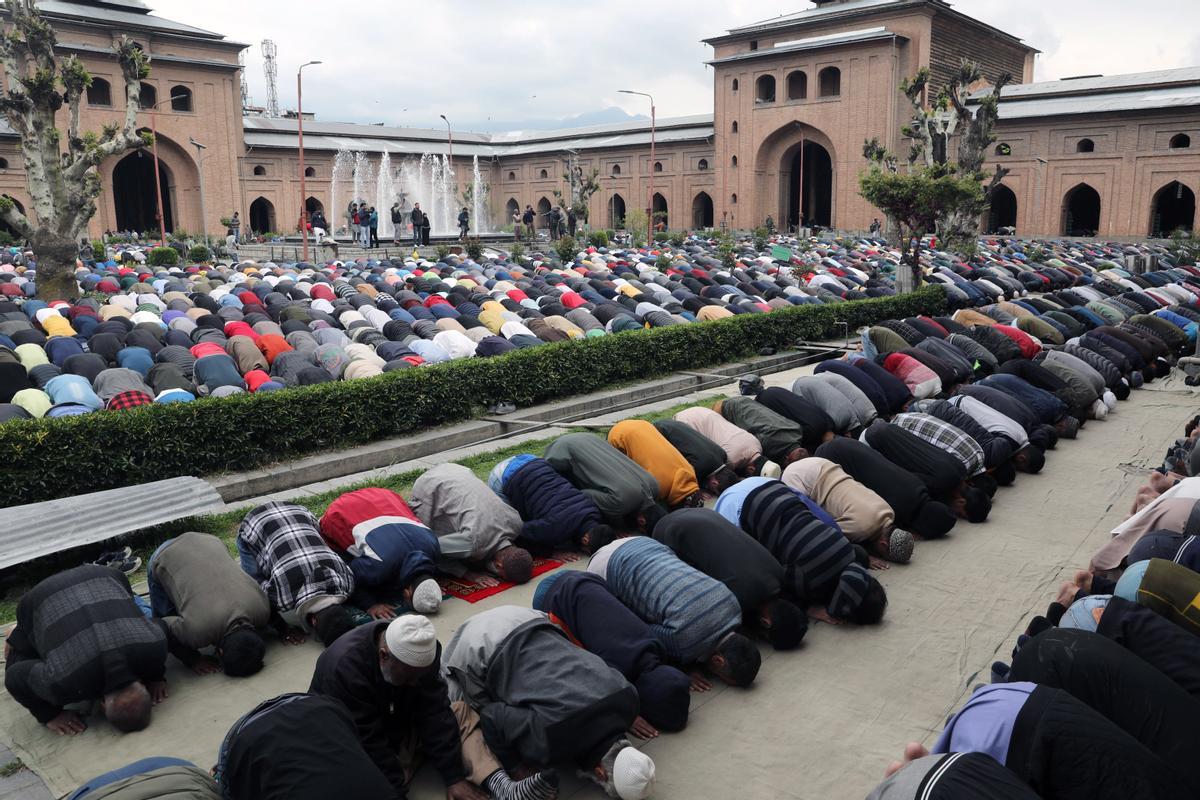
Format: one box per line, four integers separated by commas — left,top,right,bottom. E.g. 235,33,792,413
1,0,1198,242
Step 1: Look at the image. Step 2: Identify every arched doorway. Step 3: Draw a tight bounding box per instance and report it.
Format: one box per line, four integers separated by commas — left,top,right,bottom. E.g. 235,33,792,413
536,197,551,230
112,150,173,233
305,196,324,216
988,185,1018,233
692,192,714,229
249,197,276,235
505,198,520,225
652,193,668,230
1062,184,1101,236
1151,181,1196,236
786,141,833,230
609,193,626,228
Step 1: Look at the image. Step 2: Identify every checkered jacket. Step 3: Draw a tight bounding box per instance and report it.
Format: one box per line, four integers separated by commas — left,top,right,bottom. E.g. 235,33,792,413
892,412,986,477
237,502,354,613
105,390,153,411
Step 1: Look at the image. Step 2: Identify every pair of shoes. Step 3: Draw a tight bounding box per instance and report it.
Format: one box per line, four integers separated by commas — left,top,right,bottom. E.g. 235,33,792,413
93,547,141,575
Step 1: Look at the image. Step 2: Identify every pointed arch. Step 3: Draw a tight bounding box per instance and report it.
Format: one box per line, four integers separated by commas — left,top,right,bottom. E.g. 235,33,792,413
609,193,626,229
1151,181,1196,236
987,184,1018,233
249,196,277,235
692,192,714,229
1062,183,1101,236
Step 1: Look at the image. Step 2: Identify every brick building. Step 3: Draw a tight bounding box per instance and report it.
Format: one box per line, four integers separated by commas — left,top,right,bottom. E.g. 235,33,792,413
1,0,1197,241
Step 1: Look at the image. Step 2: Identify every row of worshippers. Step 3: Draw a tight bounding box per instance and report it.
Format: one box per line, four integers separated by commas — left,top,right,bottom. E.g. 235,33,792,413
866,390,1200,799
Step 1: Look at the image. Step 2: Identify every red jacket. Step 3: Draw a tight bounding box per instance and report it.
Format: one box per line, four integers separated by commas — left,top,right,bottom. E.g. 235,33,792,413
319,488,422,553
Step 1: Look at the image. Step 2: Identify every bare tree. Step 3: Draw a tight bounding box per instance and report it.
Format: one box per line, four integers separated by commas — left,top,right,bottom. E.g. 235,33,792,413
0,0,151,299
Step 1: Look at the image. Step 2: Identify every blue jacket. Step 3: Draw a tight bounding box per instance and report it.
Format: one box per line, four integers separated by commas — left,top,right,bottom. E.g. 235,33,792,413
503,457,603,547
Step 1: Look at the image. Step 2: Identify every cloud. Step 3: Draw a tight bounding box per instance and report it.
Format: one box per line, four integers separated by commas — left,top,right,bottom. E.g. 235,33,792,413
148,0,1195,127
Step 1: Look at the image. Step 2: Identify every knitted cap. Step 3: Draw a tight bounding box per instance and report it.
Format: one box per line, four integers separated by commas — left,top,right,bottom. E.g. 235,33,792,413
760,460,782,479
613,746,656,800
411,579,442,614
887,529,915,564
385,615,437,667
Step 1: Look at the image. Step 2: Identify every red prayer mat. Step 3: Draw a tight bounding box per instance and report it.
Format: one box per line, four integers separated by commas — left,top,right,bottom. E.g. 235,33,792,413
438,557,565,603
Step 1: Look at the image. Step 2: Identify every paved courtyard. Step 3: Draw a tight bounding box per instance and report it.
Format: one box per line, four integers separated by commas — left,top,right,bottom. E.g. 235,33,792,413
0,368,1194,800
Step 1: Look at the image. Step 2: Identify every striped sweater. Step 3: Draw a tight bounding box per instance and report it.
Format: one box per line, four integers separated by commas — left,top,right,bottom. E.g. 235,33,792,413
595,536,741,664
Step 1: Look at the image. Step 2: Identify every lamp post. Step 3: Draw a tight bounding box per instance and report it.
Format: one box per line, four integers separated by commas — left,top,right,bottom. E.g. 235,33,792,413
139,96,176,247
297,60,322,263
440,114,454,230
188,137,209,248
619,89,655,235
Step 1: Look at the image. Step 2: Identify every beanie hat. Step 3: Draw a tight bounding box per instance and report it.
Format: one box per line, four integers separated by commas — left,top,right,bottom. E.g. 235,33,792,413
1090,398,1108,420
912,501,956,539
633,665,691,733
1102,389,1117,411
532,571,567,612
411,579,442,614
760,460,782,479
385,615,437,667
828,563,870,619
612,746,656,800
886,529,915,564
1060,594,1110,632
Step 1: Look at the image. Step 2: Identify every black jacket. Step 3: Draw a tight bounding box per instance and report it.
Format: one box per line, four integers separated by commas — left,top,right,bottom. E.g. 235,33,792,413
1097,596,1200,698
309,622,465,792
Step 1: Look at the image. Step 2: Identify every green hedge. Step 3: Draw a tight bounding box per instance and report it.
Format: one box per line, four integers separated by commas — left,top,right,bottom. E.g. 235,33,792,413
0,286,945,507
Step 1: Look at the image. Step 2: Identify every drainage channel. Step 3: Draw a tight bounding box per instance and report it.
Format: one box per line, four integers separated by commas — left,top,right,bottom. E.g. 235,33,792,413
211,343,846,503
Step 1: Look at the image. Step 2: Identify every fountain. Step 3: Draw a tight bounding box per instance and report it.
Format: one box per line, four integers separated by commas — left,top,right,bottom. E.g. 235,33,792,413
470,154,489,234
375,152,396,238
330,147,354,235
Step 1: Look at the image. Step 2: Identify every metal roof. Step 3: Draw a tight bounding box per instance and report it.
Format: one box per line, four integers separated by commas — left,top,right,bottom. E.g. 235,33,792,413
984,67,1200,100
708,26,899,65
243,114,715,157
0,477,225,570
996,84,1200,120
33,0,227,40
727,0,903,34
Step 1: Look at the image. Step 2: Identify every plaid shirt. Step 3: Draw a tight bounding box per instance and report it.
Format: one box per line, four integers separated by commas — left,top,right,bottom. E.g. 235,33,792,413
237,502,354,613
892,412,986,477
105,390,153,411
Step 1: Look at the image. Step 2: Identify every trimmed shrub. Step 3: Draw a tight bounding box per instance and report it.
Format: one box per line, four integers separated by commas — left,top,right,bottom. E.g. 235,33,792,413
92,240,106,261
188,244,211,263
464,237,484,261
0,286,945,507
587,230,609,248
553,235,577,264
148,246,178,266
434,244,452,261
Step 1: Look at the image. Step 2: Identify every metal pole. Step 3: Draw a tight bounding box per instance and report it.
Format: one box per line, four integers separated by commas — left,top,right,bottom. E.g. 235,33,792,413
649,98,656,235
298,71,308,263
798,130,805,234
195,148,208,249
441,115,454,224
150,108,166,247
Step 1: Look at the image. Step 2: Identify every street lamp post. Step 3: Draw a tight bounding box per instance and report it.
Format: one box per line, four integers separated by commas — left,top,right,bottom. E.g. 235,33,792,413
139,96,175,247
188,137,209,249
297,60,322,263
440,114,454,232
619,89,655,238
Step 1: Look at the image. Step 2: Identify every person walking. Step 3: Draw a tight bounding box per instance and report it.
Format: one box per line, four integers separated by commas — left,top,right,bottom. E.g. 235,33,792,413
458,207,470,241
411,204,425,247
368,207,379,249
567,207,578,238
391,203,404,244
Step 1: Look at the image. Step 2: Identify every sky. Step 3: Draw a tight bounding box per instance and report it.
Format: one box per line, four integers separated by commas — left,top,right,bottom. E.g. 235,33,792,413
150,0,1200,131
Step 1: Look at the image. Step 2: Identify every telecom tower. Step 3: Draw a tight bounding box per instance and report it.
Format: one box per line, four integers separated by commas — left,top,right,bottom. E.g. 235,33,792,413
238,49,251,112
261,39,279,118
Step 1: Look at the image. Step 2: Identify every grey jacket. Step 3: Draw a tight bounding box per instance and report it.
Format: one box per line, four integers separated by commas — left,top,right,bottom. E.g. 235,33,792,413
409,463,521,561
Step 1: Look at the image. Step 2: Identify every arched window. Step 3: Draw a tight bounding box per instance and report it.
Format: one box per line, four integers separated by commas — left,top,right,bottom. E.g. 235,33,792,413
138,82,157,109
86,78,112,107
755,75,776,103
786,71,808,101
507,171,516,180
0,158,8,170
1076,138,1095,153
697,159,709,171
252,165,266,176
304,166,316,177
731,121,739,134
731,155,738,168
539,169,548,179
731,193,738,205
818,67,841,98
612,164,622,176
995,142,1012,157
653,161,663,173
169,85,192,112
1170,133,1191,149
732,78,739,92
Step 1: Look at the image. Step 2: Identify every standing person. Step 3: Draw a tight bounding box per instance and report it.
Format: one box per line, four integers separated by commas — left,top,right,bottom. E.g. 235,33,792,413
228,212,240,244
422,211,432,246
368,207,380,249
391,202,404,244
548,207,561,241
458,207,470,241
567,207,578,238
523,205,535,242
870,218,882,235
511,208,522,242
411,203,425,246
349,203,360,242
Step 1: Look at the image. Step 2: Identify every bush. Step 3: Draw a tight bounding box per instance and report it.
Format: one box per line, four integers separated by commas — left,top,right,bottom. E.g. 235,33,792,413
509,242,525,263
655,253,673,270
188,244,211,263
0,286,945,507
464,237,484,261
668,231,685,248
587,230,609,248
654,232,670,243
753,226,770,251
147,246,179,266
553,235,578,264
92,240,106,261
434,244,452,261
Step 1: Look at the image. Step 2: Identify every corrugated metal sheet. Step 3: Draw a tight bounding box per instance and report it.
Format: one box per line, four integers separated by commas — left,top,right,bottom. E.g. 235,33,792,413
709,27,898,65
728,0,901,34
0,477,225,570
997,86,1200,120
981,67,1200,101
34,0,225,39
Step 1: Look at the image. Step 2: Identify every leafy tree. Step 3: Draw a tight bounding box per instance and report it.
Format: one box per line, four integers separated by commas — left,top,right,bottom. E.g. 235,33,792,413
0,0,152,299
623,208,648,248
859,61,1010,287
552,152,602,225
